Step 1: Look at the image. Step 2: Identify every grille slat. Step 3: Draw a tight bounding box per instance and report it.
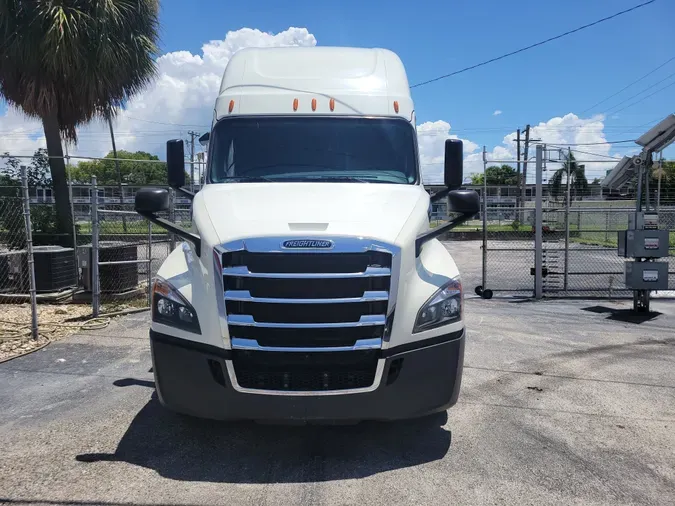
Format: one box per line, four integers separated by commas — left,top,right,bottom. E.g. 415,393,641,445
224,290,389,304
225,251,391,273
225,277,390,299
223,265,390,278
226,300,388,323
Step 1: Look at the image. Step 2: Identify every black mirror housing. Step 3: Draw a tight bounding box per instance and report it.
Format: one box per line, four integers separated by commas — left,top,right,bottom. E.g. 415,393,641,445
448,189,479,215
135,188,169,213
444,139,463,190
167,139,186,189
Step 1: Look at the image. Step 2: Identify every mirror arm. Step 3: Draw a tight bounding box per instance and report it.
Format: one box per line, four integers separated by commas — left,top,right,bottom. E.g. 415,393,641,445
415,211,477,257
429,188,451,203
176,187,195,200
138,211,201,257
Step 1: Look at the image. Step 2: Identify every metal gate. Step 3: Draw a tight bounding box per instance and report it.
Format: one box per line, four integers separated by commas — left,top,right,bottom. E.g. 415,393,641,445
477,144,674,299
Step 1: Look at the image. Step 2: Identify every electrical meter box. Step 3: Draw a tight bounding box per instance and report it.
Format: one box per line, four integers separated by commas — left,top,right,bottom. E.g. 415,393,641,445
618,229,670,258
625,261,669,290
628,212,658,230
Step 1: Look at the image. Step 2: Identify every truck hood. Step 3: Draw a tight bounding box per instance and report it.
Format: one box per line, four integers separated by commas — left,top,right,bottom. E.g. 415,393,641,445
196,182,429,245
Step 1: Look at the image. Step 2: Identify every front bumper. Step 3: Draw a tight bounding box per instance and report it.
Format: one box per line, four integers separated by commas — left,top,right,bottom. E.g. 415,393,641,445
150,329,465,422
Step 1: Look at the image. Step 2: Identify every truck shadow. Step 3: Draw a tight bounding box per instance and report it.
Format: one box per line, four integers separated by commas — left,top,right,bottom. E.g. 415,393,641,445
76,393,452,483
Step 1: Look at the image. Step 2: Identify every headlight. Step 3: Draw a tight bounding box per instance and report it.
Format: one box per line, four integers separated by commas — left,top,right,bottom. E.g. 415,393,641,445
152,277,201,334
413,277,462,333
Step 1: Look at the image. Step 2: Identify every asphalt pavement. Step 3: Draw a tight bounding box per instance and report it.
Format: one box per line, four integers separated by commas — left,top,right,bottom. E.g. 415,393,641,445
2,293,674,505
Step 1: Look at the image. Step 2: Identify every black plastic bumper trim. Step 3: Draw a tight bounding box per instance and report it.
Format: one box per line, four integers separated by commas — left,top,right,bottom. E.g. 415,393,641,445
150,329,232,359
381,329,464,358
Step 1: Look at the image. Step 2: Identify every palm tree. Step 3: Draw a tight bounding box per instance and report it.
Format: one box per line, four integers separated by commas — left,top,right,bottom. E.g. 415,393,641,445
549,152,588,202
651,157,669,210
0,1,159,244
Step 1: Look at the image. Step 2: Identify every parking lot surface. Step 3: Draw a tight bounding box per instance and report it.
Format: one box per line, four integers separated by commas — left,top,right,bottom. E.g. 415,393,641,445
1,296,674,505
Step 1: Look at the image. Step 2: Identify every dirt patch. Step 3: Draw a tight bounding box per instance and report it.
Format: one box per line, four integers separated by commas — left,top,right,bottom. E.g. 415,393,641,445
0,304,94,362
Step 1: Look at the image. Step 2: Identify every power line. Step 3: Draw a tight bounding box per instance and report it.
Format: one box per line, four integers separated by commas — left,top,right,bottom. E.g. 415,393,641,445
601,70,675,115
580,55,675,114
410,0,657,89
124,115,210,128
545,139,636,146
608,80,675,115
547,144,621,162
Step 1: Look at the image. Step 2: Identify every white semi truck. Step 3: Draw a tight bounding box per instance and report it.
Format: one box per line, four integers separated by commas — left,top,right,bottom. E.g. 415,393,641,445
134,46,479,421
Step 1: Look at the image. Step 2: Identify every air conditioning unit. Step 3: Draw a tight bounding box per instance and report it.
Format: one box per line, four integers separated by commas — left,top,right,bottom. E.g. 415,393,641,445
32,246,77,293
78,241,139,293
0,250,27,293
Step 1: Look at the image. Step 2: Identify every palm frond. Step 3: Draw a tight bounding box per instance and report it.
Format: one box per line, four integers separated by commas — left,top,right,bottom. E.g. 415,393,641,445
0,0,160,141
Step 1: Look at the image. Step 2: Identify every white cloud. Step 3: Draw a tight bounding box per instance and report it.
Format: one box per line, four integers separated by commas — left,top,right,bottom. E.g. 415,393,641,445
493,110,502,116
417,120,479,184
0,106,46,162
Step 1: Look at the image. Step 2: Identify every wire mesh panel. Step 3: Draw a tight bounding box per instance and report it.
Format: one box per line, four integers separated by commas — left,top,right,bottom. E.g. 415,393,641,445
0,188,29,302
539,204,674,297
482,206,535,295
93,201,154,311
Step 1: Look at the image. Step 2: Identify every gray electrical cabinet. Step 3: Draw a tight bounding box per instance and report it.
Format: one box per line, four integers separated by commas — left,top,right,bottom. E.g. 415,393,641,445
617,229,670,258
625,261,669,290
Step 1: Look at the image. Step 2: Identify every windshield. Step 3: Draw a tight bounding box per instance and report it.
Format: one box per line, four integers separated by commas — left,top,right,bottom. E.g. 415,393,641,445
208,116,418,184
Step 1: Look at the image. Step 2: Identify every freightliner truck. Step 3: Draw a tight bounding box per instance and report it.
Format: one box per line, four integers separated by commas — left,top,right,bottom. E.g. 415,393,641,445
134,46,479,422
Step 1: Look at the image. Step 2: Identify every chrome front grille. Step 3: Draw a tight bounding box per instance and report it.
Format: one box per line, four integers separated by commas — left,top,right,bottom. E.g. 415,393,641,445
217,237,399,392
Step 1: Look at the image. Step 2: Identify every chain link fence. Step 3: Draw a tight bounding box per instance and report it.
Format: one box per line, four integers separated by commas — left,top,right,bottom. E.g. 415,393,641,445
0,186,29,302
461,146,675,299
0,152,194,352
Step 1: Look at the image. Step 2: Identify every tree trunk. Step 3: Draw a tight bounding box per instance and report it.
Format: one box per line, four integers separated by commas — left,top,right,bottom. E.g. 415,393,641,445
42,112,74,247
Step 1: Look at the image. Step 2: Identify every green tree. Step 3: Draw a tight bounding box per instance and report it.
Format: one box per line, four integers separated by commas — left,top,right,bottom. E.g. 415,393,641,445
470,165,519,185
70,150,167,185
1,150,56,247
2,149,51,187
0,0,160,245
549,153,588,201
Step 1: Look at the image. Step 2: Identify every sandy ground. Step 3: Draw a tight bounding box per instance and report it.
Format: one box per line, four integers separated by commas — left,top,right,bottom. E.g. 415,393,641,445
0,304,95,362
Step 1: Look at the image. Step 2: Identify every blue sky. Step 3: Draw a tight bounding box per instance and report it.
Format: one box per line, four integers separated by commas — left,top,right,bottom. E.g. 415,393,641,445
1,0,674,181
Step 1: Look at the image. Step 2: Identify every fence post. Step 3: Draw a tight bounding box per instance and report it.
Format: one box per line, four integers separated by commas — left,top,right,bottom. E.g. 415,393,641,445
534,145,543,299
481,146,488,293
20,167,39,340
169,188,176,251
91,176,100,317
147,220,152,307
65,146,79,281
563,147,571,292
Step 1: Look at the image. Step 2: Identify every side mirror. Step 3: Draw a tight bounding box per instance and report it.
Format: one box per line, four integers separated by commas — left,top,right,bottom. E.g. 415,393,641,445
167,139,185,189
135,188,169,213
444,139,463,190
415,188,480,256
448,189,479,215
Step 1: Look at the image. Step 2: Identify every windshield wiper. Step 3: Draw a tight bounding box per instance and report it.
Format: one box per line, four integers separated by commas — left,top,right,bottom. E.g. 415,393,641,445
302,175,374,183
221,176,276,182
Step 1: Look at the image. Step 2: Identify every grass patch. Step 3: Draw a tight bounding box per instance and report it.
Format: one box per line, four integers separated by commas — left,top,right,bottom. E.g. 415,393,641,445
78,221,190,235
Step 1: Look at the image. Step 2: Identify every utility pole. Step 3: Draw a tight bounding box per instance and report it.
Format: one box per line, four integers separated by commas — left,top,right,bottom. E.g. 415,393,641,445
107,112,127,232
520,124,530,222
516,128,521,213
187,131,198,192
